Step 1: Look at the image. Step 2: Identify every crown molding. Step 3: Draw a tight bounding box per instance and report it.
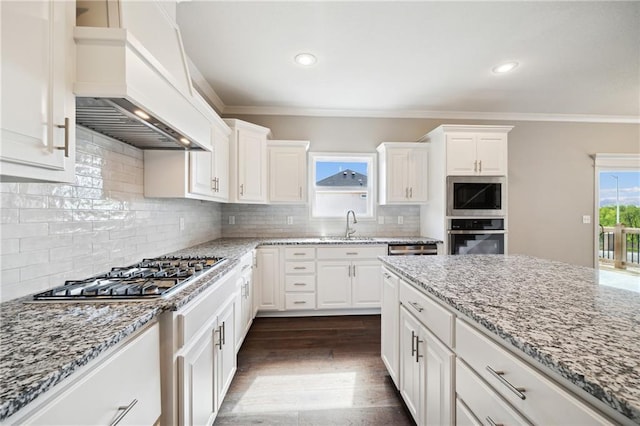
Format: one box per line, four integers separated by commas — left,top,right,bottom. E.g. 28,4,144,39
221,105,640,124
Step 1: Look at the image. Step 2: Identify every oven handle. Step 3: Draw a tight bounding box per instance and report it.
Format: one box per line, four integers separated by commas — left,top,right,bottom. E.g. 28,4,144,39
448,230,505,235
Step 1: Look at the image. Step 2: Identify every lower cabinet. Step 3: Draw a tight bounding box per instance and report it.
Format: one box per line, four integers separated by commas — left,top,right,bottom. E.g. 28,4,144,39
381,267,400,388
254,247,281,311
399,305,454,426
235,251,254,351
22,323,161,425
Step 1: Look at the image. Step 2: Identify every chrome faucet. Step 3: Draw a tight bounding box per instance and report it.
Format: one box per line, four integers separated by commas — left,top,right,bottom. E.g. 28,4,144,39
345,210,358,239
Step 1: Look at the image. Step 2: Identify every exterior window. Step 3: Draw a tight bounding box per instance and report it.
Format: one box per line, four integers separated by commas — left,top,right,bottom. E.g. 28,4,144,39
310,153,375,218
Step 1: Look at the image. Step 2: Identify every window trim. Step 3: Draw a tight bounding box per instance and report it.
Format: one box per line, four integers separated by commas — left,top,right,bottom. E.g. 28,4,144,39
308,152,377,219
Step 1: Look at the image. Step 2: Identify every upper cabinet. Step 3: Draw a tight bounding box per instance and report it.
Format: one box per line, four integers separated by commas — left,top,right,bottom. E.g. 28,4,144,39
0,0,76,182
267,140,310,204
443,127,511,176
377,142,429,204
225,119,271,204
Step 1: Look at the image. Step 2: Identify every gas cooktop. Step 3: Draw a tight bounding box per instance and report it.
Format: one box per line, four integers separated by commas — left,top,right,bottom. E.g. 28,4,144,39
33,256,227,301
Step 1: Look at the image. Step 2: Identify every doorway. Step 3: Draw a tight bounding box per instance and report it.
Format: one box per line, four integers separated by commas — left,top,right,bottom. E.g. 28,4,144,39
594,154,640,292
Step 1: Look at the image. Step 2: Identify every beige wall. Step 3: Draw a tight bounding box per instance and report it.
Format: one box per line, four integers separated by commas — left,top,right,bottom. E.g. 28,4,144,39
229,114,640,267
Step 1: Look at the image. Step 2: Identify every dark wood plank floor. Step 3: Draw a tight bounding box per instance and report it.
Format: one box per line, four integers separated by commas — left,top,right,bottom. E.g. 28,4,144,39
214,315,414,425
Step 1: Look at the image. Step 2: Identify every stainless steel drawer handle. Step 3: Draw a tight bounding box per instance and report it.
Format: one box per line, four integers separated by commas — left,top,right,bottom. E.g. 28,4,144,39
293,252,306,256
411,330,417,357
242,264,250,271
294,283,306,286
293,266,307,270
110,399,138,426
408,301,424,313
415,336,423,362
485,416,503,426
294,301,306,304
346,252,358,255
383,273,391,279
486,366,527,400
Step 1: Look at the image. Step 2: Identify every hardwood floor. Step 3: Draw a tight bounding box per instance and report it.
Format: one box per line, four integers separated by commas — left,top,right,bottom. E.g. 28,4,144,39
215,315,414,425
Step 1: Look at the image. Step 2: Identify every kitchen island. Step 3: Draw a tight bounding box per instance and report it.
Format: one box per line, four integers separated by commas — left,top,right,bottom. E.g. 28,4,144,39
379,254,640,425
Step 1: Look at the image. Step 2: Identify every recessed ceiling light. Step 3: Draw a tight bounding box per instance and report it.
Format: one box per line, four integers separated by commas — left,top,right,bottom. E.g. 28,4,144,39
492,62,519,74
180,137,190,146
134,109,150,120
294,53,317,66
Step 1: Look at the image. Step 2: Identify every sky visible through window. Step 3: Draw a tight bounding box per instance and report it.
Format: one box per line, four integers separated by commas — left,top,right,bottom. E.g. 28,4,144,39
315,161,368,183
599,171,640,207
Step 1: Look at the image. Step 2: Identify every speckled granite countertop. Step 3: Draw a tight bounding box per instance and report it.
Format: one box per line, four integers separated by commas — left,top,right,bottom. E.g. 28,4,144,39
0,235,438,421
379,254,640,424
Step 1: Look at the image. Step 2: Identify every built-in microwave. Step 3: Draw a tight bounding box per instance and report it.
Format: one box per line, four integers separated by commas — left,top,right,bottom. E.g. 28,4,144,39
447,176,506,217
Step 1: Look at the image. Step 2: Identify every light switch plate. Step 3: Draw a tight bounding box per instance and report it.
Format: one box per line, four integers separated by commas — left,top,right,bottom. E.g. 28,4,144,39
229,215,235,225
582,215,591,224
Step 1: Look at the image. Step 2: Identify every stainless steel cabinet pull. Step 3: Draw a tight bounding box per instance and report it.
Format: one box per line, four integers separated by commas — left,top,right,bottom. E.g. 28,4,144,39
415,336,423,362
409,187,413,198
474,160,478,172
293,266,306,270
242,264,250,271
110,399,138,426
352,265,356,277
216,326,222,349
383,273,391,279
405,187,409,198
294,283,306,286
408,301,424,312
294,301,306,304
221,321,226,345
299,187,302,198
55,117,70,158
346,252,358,255
485,416,502,426
240,184,244,195
411,330,417,357
479,160,482,173
347,265,351,277
293,252,306,256
486,366,526,400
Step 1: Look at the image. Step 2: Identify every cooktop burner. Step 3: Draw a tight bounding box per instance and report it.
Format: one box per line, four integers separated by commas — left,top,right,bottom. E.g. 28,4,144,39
33,256,227,301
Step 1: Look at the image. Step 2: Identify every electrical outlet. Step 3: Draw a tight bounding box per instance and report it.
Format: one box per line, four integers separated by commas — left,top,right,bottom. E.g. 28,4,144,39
378,216,384,225
398,216,404,225
287,216,294,225
229,215,235,225
583,215,591,224
179,217,185,231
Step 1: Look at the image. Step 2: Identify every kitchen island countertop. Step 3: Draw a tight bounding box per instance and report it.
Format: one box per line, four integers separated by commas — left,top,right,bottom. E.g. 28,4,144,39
379,254,640,424
0,235,439,421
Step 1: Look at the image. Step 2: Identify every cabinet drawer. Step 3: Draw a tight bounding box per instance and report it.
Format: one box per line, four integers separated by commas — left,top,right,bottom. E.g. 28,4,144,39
177,273,235,349
285,275,316,292
317,245,386,260
26,324,161,426
456,359,532,426
399,280,453,347
285,293,316,310
238,251,253,271
284,247,315,260
456,319,613,425
285,261,316,274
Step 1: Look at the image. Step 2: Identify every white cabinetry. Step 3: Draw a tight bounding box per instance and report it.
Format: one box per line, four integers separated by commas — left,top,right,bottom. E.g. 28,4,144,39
381,267,400,388
225,119,271,204
235,251,254,351
398,282,454,426
316,245,386,309
283,247,316,310
0,0,76,182
268,140,310,203
254,247,281,311
19,324,161,425
377,142,429,204
445,130,508,176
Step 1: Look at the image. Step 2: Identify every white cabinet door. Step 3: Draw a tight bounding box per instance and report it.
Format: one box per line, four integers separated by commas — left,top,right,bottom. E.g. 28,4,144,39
190,151,214,197
216,299,236,400
446,133,477,176
399,306,425,423
424,330,455,426
268,142,308,203
351,260,382,307
254,248,281,311
407,146,429,202
237,129,267,203
317,261,351,308
476,133,507,175
386,148,411,203
381,268,400,388
212,125,229,201
0,0,75,182
178,326,218,426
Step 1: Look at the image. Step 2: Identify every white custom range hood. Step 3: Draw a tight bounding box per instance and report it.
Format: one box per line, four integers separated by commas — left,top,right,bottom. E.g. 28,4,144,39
74,1,212,151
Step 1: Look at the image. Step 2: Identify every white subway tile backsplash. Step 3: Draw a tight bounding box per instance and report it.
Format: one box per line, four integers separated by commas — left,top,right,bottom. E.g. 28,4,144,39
0,126,221,302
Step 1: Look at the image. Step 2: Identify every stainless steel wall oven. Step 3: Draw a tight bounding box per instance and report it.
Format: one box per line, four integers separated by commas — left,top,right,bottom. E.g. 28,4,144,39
448,218,505,255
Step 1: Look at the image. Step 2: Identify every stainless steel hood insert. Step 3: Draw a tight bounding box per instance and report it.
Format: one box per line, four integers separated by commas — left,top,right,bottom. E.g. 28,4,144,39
76,98,203,150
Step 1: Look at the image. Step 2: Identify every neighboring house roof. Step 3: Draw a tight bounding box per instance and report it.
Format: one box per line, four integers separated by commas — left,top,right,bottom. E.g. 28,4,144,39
317,169,367,187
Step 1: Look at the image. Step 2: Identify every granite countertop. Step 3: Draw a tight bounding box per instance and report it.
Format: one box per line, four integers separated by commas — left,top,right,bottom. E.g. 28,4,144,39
379,254,640,424
0,235,438,421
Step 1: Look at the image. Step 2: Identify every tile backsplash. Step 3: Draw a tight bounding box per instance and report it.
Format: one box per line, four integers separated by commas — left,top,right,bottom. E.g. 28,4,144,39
221,204,420,238
0,127,221,301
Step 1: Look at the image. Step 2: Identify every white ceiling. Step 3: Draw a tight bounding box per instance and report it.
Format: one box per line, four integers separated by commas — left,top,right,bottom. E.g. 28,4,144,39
176,1,640,122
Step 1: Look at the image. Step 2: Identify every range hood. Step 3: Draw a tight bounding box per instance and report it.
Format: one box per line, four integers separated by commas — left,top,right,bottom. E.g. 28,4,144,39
74,1,213,151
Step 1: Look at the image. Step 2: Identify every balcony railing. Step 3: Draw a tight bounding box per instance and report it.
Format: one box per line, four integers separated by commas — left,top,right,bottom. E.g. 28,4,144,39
599,224,640,269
